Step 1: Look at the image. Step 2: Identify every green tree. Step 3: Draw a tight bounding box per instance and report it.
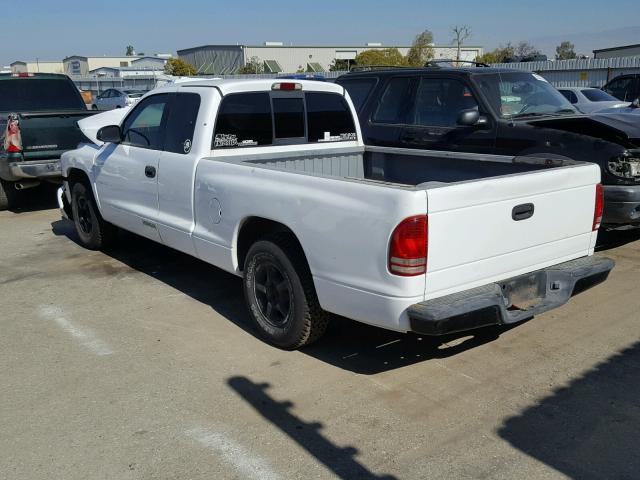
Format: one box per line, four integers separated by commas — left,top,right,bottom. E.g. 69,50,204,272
451,25,472,62
515,41,541,58
354,48,407,67
125,45,135,56
476,43,516,64
406,30,435,67
164,58,197,76
237,56,264,74
555,41,577,60
329,59,351,71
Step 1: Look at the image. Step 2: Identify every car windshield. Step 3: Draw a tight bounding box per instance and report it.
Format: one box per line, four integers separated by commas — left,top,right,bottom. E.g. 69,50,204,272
0,78,84,111
581,89,619,102
474,72,577,118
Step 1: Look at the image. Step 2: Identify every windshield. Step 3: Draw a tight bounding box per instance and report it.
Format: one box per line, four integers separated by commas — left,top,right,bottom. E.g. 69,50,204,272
581,89,619,102
473,72,577,118
0,78,85,111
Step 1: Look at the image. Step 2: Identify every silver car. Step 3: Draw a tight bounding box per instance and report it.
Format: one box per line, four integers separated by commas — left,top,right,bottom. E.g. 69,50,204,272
557,87,629,114
92,89,145,111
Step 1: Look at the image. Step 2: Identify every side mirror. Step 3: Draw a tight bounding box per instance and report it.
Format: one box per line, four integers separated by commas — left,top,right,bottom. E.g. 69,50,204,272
457,109,481,126
96,125,122,144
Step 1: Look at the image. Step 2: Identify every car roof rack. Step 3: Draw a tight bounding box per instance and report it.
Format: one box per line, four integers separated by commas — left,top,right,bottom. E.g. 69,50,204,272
424,59,491,68
348,65,414,73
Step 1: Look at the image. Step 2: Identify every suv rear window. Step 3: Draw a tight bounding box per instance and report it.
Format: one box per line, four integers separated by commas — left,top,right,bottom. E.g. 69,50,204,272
0,78,84,111
214,93,273,148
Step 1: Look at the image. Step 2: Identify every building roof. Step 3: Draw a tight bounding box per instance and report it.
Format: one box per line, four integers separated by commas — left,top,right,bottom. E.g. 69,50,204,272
177,43,483,53
593,43,640,54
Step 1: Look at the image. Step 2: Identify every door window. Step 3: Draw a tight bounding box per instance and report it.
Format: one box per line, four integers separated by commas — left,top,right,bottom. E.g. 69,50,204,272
214,93,272,148
372,77,413,124
408,78,479,127
559,90,579,104
121,94,170,150
603,76,634,101
306,92,356,142
164,93,201,154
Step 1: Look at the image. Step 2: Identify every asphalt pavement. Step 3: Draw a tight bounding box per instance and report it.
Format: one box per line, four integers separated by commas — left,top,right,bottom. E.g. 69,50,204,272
1,193,639,480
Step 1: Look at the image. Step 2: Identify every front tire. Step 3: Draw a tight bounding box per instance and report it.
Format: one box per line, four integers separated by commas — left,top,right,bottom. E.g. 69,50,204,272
243,234,329,349
71,181,116,250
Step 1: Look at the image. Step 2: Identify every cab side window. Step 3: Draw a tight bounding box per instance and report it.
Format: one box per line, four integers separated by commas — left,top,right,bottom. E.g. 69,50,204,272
164,93,201,154
408,78,479,128
121,94,170,150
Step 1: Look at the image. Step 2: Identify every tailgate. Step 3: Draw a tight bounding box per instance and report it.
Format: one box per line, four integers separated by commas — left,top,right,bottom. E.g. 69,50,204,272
3,111,94,161
424,163,600,299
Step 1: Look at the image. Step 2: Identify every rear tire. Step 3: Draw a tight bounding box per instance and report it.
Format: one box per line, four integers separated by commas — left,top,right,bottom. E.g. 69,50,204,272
243,234,329,349
71,181,116,250
91,104,98,110
0,179,18,211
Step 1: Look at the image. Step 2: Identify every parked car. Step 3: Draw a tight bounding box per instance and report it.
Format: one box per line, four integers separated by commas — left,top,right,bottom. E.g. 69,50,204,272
59,79,613,349
336,66,640,225
557,87,629,113
91,89,145,111
602,74,640,103
0,72,95,210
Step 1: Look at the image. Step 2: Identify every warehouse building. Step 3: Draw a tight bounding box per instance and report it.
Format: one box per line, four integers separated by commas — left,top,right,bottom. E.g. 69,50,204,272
62,55,170,76
593,43,640,59
177,43,484,74
10,60,64,74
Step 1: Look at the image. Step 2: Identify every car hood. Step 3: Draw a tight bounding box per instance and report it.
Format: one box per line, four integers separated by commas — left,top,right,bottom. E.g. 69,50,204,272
527,113,640,147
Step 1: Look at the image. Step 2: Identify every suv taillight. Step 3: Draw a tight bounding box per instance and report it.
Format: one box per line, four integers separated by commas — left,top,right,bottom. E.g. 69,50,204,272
389,215,428,276
593,183,604,231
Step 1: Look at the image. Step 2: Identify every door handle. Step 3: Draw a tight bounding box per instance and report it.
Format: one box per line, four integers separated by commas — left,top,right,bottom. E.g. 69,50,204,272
145,165,156,178
512,203,535,221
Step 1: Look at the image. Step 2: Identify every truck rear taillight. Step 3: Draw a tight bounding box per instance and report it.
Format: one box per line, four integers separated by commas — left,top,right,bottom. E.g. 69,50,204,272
389,215,428,276
593,183,604,231
11,73,34,77
272,82,302,91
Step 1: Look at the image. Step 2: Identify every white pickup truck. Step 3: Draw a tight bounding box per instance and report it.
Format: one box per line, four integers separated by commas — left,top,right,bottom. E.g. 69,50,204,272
59,79,614,349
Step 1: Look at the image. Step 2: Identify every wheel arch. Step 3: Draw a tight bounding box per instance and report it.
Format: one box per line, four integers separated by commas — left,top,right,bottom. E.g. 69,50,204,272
236,216,310,274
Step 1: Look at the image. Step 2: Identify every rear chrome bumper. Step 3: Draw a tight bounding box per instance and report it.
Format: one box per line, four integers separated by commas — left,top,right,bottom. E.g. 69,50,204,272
408,256,615,336
0,157,61,181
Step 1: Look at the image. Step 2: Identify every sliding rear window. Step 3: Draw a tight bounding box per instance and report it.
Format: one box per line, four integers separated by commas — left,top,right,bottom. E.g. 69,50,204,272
213,90,357,148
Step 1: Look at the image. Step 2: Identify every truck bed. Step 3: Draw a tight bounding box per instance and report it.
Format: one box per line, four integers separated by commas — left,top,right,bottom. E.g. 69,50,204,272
232,145,569,188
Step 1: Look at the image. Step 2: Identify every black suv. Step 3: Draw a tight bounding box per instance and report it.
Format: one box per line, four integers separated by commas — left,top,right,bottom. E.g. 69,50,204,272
602,74,640,103
336,65,640,225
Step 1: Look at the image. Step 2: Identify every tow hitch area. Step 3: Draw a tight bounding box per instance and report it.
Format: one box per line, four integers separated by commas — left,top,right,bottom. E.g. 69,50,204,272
408,256,615,336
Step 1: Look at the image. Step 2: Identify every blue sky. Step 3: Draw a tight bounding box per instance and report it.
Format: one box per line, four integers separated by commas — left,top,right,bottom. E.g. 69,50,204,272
3,0,639,64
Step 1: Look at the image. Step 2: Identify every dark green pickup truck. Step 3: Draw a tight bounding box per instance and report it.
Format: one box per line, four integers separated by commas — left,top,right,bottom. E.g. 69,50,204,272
0,73,95,210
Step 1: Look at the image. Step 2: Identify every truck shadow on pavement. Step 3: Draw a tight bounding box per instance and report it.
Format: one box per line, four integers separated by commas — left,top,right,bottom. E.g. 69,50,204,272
596,226,640,252
53,219,522,374
227,376,397,480
7,184,59,213
498,340,640,479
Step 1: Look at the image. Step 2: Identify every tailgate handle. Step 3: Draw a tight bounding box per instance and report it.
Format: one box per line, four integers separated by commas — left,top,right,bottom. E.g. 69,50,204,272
512,203,535,221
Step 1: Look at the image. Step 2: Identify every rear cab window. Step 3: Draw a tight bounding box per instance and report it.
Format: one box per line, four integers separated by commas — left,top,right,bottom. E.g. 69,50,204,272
0,77,86,111
213,89,357,149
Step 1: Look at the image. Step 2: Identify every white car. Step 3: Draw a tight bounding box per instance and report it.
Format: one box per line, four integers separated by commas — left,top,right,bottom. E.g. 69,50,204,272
557,87,629,114
91,89,145,111
59,79,614,349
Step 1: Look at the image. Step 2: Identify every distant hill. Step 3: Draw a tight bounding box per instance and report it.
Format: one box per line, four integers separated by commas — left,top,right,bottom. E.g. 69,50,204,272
528,25,640,58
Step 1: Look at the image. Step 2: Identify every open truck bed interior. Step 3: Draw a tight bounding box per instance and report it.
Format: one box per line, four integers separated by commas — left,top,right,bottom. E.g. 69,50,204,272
229,145,573,188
